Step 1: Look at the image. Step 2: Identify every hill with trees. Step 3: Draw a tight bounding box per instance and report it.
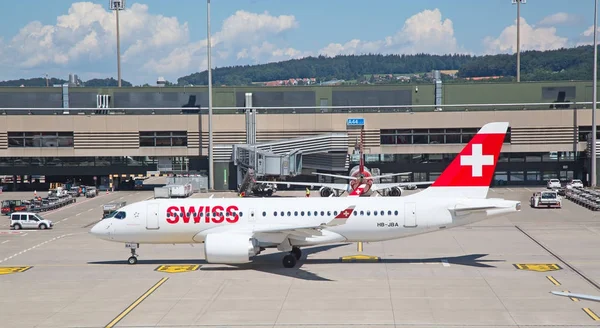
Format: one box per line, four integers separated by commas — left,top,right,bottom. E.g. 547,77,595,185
177,45,598,86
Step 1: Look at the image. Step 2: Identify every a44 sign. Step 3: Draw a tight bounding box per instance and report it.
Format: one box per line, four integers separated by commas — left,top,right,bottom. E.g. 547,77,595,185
346,118,365,126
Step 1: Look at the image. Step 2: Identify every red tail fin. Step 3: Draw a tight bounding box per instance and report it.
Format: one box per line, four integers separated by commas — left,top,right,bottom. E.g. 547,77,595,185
421,122,508,198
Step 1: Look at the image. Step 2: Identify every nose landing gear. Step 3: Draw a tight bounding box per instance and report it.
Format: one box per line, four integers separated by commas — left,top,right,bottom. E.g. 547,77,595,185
126,243,139,265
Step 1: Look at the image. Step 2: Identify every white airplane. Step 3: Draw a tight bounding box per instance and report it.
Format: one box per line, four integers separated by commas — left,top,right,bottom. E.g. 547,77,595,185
256,163,431,197
90,121,521,268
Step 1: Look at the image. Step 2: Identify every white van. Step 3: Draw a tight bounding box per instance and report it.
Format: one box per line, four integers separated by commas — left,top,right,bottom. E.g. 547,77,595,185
10,212,54,230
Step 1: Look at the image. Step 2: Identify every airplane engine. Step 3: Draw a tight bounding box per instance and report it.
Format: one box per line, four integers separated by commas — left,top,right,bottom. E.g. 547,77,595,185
319,187,335,197
203,233,261,264
387,187,402,197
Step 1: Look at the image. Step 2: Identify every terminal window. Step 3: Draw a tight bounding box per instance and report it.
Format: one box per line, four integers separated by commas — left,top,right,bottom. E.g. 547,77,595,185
139,131,187,147
7,132,73,148
380,128,510,145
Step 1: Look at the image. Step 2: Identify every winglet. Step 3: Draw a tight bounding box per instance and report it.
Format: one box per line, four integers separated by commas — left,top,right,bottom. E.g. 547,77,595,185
326,205,355,226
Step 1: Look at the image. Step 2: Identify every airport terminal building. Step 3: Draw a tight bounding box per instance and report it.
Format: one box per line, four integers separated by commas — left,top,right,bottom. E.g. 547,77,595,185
0,80,597,191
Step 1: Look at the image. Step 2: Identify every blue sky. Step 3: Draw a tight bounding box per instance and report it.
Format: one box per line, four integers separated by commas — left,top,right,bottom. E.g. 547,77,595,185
0,0,596,85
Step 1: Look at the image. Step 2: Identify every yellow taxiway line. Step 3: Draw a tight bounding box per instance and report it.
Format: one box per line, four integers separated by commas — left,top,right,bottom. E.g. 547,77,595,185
105,277,169,328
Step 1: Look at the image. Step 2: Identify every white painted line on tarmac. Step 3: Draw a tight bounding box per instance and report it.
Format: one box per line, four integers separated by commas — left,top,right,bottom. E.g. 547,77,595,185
525,188,532,192
507,188,514,192
20,233,28,237
76,213,81,216
0,233,74,264
87,208,94,212
442,259,450,267
1,240,9,244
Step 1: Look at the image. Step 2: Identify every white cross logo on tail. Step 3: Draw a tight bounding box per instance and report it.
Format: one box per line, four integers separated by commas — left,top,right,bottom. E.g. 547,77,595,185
460,144,494,177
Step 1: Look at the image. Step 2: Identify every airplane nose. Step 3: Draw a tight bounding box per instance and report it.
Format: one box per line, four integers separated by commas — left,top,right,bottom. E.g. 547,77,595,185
89,221,110,238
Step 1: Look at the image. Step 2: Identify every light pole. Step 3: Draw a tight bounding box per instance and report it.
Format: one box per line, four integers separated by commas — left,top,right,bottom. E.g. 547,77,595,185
512,0,525,82
109,0,124,87
592,0,598,187
207,0,214,190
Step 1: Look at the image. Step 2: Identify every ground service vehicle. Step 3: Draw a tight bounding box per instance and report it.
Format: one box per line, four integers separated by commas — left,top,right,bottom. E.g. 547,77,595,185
91,122,522,268
530,191,562,208
1,200,27,215
10,212,54,230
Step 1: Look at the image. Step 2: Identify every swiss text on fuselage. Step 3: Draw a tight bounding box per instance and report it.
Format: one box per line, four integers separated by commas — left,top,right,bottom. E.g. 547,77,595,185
166,205,239,224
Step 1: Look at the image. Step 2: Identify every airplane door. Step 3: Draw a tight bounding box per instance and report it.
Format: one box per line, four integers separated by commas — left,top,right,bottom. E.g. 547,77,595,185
249,208,256,223
146,203,159,230
404,202,417,227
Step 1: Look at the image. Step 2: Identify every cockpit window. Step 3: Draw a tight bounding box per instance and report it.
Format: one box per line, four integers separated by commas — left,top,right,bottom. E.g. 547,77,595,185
106,211,126,219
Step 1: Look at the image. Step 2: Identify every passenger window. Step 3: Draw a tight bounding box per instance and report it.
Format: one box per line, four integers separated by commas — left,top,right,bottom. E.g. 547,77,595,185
314,211,317,216
29,215,39,221
280,211,284,216
20,214,27,220
240,212,244,217
301,211,304,216
273,212,277,216
367,211,371,215
307,211,311,216
334,211,338,216
287,211,291,216
387,210,391,215
374,211,378,216
394,210,398,215
380,211,384,215
294,211,298,216
320,211,324,216
262,212,266,216
360,211,364,215
327,211,331,216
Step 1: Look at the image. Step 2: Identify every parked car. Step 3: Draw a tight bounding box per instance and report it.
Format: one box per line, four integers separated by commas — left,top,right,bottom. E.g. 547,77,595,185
566,179,584,189
547,179,561,189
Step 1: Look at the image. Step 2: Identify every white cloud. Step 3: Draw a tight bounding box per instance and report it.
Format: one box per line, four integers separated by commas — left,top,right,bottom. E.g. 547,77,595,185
142,10,303,80
483,17,569,54
318,9,464,57
538,13,581,26
0,2,189,84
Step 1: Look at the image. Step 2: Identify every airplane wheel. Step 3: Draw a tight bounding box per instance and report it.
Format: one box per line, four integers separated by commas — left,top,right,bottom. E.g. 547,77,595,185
282,254,296,268
291,247,302,260
128,256,138,265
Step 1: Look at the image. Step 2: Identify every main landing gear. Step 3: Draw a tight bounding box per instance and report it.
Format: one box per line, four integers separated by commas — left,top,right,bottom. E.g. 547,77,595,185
282,246,302,268
126,243,139,265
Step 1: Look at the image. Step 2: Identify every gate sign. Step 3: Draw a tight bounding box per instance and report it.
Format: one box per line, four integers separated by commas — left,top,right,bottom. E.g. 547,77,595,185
347,118,365,126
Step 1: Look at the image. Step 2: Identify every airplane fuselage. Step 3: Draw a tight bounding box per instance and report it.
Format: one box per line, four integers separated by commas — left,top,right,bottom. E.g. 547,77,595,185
93,190,519,248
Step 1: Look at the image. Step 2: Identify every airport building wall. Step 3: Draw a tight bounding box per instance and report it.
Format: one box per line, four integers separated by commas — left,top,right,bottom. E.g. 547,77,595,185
0,80,597,189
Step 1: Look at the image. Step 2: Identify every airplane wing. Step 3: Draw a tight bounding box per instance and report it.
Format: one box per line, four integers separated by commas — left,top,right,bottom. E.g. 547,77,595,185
311,172,356,180
370,181,434,192
551,291,600,302
365,172,412,180
254,180,348,192
314,172,412,181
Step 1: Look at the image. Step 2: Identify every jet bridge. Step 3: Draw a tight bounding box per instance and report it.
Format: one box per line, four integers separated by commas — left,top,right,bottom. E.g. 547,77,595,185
231,133,349,195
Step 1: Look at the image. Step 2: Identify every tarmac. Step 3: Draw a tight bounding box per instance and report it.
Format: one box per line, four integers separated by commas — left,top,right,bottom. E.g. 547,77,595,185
1,187,600,327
